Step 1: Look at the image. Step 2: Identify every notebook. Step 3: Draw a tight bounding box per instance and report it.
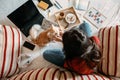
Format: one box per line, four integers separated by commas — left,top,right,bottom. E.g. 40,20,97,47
38,0,53,9
7,0,44,37
84,7,107,28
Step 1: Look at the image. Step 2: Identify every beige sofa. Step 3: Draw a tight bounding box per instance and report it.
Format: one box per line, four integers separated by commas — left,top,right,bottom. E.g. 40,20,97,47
0,0,120,80
1,25,120,80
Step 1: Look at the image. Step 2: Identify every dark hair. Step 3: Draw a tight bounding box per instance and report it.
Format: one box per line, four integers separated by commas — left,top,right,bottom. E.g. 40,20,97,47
62,28,102,64
62,29,90,58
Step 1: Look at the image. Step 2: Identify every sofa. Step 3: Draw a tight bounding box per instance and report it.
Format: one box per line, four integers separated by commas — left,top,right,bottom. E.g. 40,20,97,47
0,0,120,80
1,24,120,80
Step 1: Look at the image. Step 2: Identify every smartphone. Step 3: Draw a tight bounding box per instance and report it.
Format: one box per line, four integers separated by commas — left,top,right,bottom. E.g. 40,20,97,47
23,41,35,50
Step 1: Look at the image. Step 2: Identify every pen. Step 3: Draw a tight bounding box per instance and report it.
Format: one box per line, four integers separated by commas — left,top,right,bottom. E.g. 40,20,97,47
53,3,61,9
54,0,62,8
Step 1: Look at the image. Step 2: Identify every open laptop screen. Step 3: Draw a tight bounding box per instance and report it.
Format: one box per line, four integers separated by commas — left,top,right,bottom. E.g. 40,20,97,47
7,0,44,37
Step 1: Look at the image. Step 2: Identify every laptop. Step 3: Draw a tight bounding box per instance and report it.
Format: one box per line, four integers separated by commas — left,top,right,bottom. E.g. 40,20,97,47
7,0,44,37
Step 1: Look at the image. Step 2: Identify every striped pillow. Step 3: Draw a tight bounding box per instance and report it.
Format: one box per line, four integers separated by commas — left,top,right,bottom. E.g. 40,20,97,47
59,70,111,80
0,25,22,78
98,25,120,77
9,68,60,80
8,67,111,80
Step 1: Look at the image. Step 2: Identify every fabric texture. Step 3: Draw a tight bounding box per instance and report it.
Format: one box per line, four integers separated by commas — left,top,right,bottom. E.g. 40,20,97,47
43,49,65,67
64,57,96,75
98,25,120,77
90,36,100,46
59,70,111,80
9,68,60,80
8,67,111,80
79,21,92,37
0,25,22,78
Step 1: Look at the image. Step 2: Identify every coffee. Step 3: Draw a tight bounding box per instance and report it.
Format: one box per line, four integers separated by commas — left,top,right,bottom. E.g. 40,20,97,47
58,12,65,20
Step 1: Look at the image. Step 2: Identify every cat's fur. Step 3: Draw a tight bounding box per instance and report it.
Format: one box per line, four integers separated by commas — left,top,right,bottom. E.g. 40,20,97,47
32,25,62,47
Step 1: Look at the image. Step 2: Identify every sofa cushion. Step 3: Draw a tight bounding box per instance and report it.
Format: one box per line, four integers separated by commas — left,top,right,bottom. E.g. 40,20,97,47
9,67,60,80
8,67,111,80
98,25,120,77
0,25,22,78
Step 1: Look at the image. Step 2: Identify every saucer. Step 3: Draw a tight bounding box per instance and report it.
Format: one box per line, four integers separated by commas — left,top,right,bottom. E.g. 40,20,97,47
65,13,76,24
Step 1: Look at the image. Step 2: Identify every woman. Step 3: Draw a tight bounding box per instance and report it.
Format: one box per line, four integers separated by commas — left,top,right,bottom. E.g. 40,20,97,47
43,28,102,75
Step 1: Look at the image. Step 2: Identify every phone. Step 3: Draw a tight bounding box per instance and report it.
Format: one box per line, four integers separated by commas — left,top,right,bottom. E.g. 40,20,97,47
23,41,35,50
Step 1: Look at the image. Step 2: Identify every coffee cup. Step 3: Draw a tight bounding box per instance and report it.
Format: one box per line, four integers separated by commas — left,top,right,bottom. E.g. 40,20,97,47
58,12,65,20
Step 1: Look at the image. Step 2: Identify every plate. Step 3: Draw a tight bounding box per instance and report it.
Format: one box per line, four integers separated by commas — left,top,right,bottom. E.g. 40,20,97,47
65,13,76,24
54,7,81,31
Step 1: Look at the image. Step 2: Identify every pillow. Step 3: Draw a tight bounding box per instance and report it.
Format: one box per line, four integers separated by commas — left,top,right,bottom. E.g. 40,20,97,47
9,67,60,80
0,25,22,78
98,25,120,77
8,67,111,80
59,70,111,80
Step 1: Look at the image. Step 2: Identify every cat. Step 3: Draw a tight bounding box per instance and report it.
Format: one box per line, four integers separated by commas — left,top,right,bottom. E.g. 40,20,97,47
29,24,44,40
32,25,62,47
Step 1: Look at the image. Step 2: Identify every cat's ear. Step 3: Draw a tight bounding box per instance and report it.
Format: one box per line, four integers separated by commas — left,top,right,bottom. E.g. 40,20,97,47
51,24,55,30
47,24,54,31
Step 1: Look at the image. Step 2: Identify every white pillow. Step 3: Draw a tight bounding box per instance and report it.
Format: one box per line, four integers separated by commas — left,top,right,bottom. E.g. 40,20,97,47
0,25,22,78
98,25,120,77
